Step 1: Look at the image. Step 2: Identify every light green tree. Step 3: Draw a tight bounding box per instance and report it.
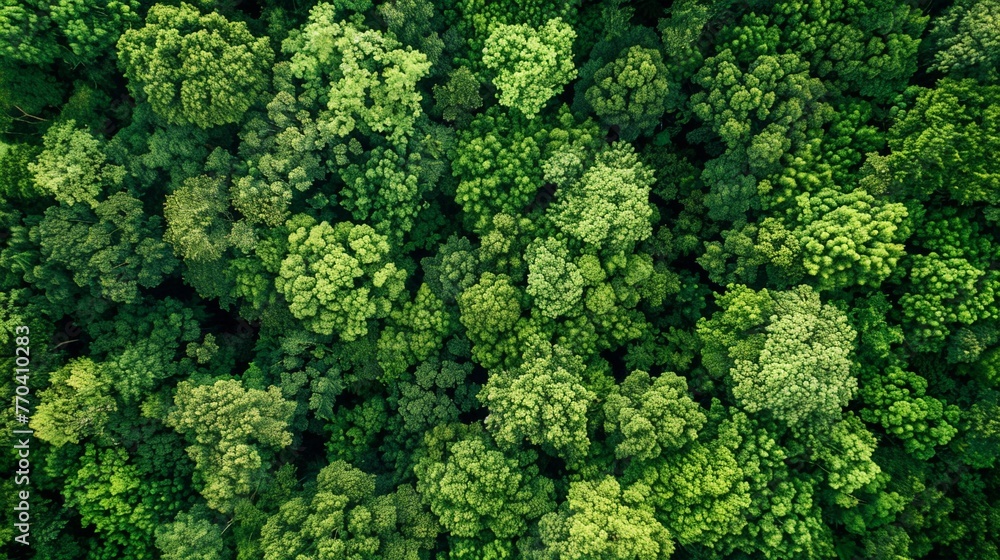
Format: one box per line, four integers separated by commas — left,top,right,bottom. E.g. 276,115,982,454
550,142,655,253
536,476,674,559
415,425,555,541
260,462,437,560
32,358,117,447
163,175,231,263
117,2,273,128
283,2,431,144
729,285,857,429
793,188,909,290
165,379,296,513
583,45,670,142
155,508,229,560
479,343,596,464
482,18,577,119
29,120,124,209
276,219,406,340
526,237,584,319
604,370,705,461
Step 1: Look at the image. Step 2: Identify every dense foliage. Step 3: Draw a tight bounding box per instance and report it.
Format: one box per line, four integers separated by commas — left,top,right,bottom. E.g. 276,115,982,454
2,0,999,558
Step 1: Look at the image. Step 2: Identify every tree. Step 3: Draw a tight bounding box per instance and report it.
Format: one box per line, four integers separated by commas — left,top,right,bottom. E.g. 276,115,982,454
482,18,576,119
446,0,581,75
603,370,705,461
86,298,202,402
550,142,655,254
0,0,59,65
283,2,431,144
858,363,959,460
434,66,483,126
29,120,124,209
259,461,437,559
792,188,909,291
378,0,445,67
165,379,296,513
35,192,178,304
629,424,752,548
535,476,674,559
276,219,407,340
377,283,455,381
767,0,927,100
32,358,117,447
699,285,858,430
899,253,998,353
732,286,856,429
163,175,231,263
451,107,548,233
117,2,274,128
581,45,670,142
421,235,479,303
155,508,230,560
526,237,585,319
49,0,140,63
56,444,159,559
884,79,1000,205
338,144,427,243
389,359,476,435
479,343,596,464
928,0,1000,82
414,425,555,541
690,49,831,223
457,272,523,369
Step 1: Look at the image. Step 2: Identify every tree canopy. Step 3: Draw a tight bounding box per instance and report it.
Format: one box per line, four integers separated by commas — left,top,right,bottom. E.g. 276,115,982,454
4,1,1000,558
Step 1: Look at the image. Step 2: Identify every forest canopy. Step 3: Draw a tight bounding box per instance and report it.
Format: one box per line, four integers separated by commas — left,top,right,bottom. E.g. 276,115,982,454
2,0,999,559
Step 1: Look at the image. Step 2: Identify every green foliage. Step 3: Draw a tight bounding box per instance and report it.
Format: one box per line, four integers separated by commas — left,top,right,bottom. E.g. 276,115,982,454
550,142,654,254
604,370,705,461
35,192,178,304
338,144,427,243
900,253,998,353
414,425,556,540
377,283,454,381
29,120,123,209
260,461,437,559
276,219,407,339
163,175,231,263
700,285,857,429
859,364,959,460
283,2,431,144
928,0,1000,81
457,272,523,369
767,0,927,100
32,358,117,447
51,0,140,62
117,2,274,128
582,45,670,142
0,0,59,65
87,298,202,401
536,476,674,559
482,18,577,119
628,411,753,548
7,2,1000,559
434,66,483,126
165,379,296,513
526,237,584,319
479,343,596,463
156,508,230,560
451,107,546,232
885,79,1000,205
792,188,909,290
62,444,164,558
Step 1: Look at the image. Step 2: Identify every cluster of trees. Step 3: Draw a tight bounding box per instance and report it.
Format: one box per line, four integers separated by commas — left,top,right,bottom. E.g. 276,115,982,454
2,0,999,558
